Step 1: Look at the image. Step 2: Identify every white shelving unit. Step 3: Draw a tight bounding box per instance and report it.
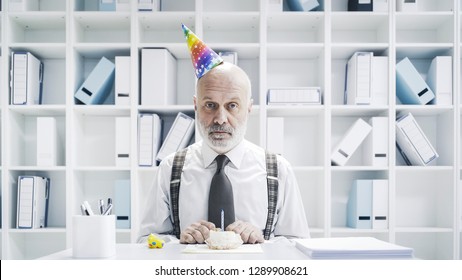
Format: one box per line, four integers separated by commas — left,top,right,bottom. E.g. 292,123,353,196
0,0,461,260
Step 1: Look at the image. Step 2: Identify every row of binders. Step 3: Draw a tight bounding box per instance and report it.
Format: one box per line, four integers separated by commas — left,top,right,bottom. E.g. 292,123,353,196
331,112,438,166
138,112,195,166
347,179,388,229
345,51,452,106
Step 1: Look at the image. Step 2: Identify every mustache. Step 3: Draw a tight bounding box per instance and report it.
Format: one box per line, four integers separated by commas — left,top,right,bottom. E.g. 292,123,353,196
208,124,233,134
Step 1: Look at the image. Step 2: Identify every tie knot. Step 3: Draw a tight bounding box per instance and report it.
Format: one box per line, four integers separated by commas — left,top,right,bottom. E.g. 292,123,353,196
215,155,230,172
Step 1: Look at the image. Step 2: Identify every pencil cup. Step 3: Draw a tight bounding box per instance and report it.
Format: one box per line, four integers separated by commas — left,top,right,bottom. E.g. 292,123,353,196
72,215,116,259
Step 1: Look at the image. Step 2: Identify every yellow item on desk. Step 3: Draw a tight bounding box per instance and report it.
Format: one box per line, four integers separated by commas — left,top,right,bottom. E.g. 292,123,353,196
147,234,165,249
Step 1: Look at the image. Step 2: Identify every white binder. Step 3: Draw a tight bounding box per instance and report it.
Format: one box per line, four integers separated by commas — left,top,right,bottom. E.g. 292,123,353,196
397,0,418,12
345,52,373,105
141,48,177,105
37,117,59,166
17,176,50,229
115,56,130,106
115,117,130,167
396,112,438,166
372,179,388,229
156,113,195,162
138,113,161,166
372,56,388,105
426,56,452,105
138,0,160,11
331,118,372,166
362,117,388,166
218,51,238,65
11,51,43,105
267,87,322,105
267,117,284,155
373,0,388,12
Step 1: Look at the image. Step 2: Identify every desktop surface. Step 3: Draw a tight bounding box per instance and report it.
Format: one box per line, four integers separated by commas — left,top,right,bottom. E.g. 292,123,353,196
38,242,309,260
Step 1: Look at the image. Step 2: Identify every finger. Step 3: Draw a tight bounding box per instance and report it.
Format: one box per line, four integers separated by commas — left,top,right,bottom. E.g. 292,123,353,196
248,231,265,244
180,232,196,244
189,227,207,243
196,224,212,240
199,220,216,230
226,220,243,233
240,227,253,243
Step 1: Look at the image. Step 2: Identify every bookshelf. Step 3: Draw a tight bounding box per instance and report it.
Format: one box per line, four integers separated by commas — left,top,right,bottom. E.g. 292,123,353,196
0,0,461,260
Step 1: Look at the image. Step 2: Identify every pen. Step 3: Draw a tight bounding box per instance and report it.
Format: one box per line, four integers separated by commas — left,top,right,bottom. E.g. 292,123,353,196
83,200,95,216
99,199,105,215
80,204,87,216
107,198,113,214
103,203,113,215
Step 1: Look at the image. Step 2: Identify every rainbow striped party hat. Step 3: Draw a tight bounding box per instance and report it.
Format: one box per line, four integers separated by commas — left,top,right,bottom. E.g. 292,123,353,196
182,23,223,79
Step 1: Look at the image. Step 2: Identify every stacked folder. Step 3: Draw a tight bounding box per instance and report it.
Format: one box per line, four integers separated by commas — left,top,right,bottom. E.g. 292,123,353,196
294,237,414,259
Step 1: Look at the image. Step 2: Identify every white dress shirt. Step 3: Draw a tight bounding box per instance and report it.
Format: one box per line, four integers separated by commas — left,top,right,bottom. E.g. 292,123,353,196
138,139,310,241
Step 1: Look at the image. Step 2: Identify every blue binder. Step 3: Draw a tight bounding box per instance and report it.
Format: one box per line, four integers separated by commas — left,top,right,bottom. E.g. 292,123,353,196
286,0,319,11
99,0,116,11
114,179,130,229
74,57,115,105
396,57,435,105
347,180,373,229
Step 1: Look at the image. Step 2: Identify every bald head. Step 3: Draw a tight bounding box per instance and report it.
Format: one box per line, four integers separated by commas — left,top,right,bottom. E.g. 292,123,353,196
197,62,252,102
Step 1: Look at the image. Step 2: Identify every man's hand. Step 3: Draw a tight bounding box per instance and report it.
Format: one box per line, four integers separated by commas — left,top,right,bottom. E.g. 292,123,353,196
226,220,265,244
180,220,215,244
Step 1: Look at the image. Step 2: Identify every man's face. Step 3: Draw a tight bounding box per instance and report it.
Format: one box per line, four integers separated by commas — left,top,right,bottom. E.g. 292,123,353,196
194,66,252,154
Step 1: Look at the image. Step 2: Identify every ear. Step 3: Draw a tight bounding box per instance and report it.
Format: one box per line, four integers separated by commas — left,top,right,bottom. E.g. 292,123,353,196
193,95,197,111
248,98,253,113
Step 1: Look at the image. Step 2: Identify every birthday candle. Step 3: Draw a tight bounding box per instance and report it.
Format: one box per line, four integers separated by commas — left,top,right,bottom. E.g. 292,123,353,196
221,209,224,231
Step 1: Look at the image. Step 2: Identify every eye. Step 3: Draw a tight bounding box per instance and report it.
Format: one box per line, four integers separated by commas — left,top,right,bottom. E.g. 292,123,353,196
205,102,216,109
228,103,238,110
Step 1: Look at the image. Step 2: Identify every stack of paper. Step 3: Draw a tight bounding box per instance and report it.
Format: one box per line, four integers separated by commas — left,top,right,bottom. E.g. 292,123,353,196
294,237,414,259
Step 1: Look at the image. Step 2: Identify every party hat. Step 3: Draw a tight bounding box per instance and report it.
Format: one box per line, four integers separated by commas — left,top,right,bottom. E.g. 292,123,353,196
182,23,223,79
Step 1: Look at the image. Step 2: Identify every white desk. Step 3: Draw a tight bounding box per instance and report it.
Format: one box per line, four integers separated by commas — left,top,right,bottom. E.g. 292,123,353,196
38,242,309,260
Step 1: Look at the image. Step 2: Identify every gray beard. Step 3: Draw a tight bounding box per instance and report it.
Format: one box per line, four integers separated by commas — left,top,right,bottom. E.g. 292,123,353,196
198,121,247,154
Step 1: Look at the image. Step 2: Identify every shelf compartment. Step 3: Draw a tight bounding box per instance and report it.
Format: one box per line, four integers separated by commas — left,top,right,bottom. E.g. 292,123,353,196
267,13,324,43
73,112,130,167
331,13,389,44
203,0,260,12
267,46,324,89
8,112,66,166
7,232,66,260
73,170,130,217
395,108,454,166
266,113,325,166
396,232,454,260
8,12,66,43
331,114,389,167
294,169,325,230
331,170,389,228
8,170,66,229
138,12,195,44
72,47,130,105
8,0,66,12
395,169,454,229
396,13,454,44
203,12,260,43
73,12,131,43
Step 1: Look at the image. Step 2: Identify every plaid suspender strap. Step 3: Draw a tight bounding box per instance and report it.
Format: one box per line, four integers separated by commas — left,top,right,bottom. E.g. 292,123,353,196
264,152,279,240
170,148,188,239
170,149,279,240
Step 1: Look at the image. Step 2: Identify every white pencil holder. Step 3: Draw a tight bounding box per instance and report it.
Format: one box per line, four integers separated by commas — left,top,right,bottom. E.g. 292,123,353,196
72,215,116,259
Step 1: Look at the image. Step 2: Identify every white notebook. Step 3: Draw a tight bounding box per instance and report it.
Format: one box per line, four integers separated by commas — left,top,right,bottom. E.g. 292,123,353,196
294,237,414,259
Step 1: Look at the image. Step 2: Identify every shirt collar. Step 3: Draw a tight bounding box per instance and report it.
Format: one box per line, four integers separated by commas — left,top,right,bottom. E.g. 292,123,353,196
201,140,247,170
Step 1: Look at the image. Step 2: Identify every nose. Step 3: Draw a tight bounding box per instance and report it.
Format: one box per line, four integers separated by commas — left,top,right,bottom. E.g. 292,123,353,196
214,107,228,125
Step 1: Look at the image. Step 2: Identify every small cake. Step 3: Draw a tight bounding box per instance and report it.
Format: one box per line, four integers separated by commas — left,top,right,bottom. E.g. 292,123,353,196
205,229,243,250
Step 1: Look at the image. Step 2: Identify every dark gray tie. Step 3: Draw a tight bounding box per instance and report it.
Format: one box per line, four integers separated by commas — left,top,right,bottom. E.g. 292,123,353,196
208,155,235,229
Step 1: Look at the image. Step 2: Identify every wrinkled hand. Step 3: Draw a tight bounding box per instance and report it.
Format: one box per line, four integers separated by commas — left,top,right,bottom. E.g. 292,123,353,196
180,220,215,244
226,220,265,244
